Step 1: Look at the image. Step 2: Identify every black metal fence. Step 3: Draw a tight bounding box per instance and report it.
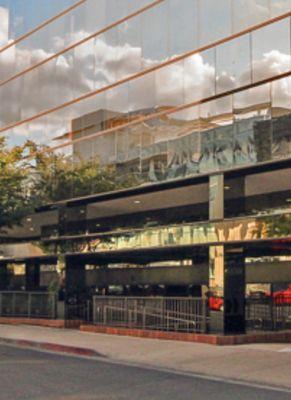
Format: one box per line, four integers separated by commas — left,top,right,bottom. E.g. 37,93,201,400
0,291,57,319
246,296,291,331
92,296,208,333
2,291,290,334
65,302,90,322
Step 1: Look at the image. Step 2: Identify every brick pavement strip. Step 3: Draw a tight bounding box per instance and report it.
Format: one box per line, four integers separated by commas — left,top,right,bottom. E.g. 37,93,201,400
0,324,291,390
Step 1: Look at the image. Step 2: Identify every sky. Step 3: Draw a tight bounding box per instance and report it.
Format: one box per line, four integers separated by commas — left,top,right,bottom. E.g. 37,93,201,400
0,0,290,148
0,0,74,39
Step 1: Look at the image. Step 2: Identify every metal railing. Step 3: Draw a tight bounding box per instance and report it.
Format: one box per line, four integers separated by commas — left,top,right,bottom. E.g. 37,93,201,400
246,296,291,331
92,296,208,333
0,291,57,319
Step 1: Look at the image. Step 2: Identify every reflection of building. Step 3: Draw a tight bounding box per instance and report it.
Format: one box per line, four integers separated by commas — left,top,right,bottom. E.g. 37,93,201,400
55,106,291,184
1,1,291,337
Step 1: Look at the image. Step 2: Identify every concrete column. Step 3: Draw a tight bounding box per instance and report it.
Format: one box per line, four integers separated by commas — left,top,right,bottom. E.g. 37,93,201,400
209,174,224,221
0,262,9,290
65,256,86,303
208,246,246,334
224,248,246,334
208,174,246,334
25,261,40,291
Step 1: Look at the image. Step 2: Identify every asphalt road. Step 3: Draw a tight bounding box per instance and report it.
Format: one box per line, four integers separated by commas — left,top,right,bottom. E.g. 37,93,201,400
0,344,290,400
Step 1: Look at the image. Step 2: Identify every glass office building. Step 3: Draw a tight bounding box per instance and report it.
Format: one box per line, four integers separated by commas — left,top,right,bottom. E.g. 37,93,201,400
0,0,290,334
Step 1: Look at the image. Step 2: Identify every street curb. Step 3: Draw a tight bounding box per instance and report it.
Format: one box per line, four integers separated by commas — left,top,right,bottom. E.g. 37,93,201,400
0,337,99,357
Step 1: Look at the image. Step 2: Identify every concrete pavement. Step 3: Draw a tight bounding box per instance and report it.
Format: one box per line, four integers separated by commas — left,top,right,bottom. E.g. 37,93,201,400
1,324,291,390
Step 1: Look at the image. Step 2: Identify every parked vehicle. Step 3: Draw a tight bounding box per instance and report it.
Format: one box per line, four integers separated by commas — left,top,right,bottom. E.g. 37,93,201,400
209,286,291,311
273,286,291,305
208,296,223,311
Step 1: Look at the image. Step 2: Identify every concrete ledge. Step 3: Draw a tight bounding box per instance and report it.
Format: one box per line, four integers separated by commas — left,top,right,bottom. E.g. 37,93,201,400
80,325,224,345
0,317,65,328
0,337,99,357
0,318,84,329
1,318,291,346
80,324,291,345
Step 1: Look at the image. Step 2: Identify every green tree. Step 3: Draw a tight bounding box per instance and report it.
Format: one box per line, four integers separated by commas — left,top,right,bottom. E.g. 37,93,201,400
29,144,139,204
0,139,139,230
0,137,32,229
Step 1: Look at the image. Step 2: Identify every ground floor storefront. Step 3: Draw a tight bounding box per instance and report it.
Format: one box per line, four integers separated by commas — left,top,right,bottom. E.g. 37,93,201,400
1,161,291,336
1,241,291,336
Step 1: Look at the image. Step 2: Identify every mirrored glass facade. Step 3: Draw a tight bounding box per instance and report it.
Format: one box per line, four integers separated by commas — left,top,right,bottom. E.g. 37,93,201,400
0,2,289,220
0,0,291,334
0,0,289,233
0,1,289,198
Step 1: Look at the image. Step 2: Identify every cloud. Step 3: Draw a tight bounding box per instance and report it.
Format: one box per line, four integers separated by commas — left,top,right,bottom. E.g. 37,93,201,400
0,11,290,147
0,7,9,46
271,0,291,16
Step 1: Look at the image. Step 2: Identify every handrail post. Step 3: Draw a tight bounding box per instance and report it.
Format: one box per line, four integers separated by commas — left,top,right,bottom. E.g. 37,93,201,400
128,309,132,328
142,307,146,330
166,311,169,331
52,294,57,319
28,293,31,318
93,298,96,325
86,300,90,323
12,292,16,316
201,299,207,333
104,305,107,325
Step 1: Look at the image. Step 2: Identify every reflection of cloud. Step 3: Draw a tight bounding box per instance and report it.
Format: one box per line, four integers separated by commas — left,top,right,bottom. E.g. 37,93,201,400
251,0,270,19
271,0,291,16
253,50,291,80
0,7,9,46
237,50,291,108
0,23,290,144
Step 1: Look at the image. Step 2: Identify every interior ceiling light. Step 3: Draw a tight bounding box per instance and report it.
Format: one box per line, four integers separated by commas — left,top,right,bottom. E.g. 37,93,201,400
134,200,141,204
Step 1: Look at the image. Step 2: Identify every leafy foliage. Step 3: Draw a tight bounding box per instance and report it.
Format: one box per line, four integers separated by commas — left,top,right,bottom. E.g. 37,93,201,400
0,137,32,228
0,139,138,229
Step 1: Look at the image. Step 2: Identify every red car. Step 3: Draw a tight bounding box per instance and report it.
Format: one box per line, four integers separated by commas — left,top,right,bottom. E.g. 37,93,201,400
208,296,224,311
209,286,291,311
273,286,291,305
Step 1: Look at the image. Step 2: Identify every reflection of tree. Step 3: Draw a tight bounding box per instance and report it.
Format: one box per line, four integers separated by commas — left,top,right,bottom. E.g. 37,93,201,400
29,142,139,203
262,214,291,238
0,137,32,229
0,139,138,230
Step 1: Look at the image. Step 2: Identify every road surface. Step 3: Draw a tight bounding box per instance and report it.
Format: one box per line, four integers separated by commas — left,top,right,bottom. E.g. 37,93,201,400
0,344,290,400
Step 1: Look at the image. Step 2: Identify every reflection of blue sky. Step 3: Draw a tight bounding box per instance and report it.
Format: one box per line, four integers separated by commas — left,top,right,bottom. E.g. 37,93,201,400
0,0,73,39
0,0,290,149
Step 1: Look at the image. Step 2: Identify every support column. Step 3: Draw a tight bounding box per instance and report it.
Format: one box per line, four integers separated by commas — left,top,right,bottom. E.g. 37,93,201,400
65,256,86,303
224,247,245,334
0,262,9,290
25,261,40,291
208,174,246,334
65,256,87,321
208,246,245,334
209,174,224,221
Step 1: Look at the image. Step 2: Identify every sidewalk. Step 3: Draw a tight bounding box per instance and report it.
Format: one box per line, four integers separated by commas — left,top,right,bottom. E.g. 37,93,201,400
1,324,291,390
